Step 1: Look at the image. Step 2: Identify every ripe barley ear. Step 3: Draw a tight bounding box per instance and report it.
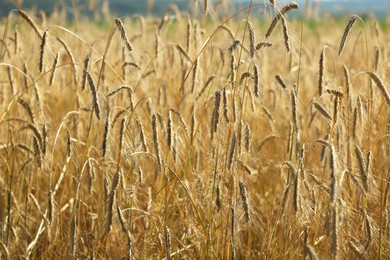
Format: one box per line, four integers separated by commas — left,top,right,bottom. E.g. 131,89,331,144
354,145,368,192
281,17,290,52
291,89,298,131
244,123,250,152
18,99,35,124
313,102,332,121
275,74,287,89
368,72,390,107
81,54,90,90
253,63,260,97
239,180,250,223
339,14,358,55
191,58,199,93
115,18,133,53
18,10,43,39
318,49,325,96
265,1,299,38
228,40,240,53
102,115,110,157
106,170,121,233
152,114,162,172
49,51,60,86
248,21,255,59
227,132,236,170
38,30,48,73
167,111,172,151
165,226,171,260
86,72,101,120
211,91,221,139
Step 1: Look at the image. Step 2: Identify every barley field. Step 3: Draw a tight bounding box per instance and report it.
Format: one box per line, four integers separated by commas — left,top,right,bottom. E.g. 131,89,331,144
0,1,389,259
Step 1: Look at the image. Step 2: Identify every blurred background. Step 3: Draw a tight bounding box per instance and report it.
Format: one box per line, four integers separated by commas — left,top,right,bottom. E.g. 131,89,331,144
0,0,388,19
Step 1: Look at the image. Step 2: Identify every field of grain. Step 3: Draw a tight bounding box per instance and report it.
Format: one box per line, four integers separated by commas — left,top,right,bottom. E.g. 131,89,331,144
0,1,389,259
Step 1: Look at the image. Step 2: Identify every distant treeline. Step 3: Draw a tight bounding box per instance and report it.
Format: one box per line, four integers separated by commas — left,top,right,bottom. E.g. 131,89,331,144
0,0,212,19
0,0,386,20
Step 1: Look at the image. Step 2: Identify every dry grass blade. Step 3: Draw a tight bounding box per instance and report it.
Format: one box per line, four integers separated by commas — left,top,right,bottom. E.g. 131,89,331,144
304,244,318,260
196,75,216,101
348,240,367,260
56,37,77,81
165,226,171,260
0,241,9,257
68,215,77,257
329,145,339,259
